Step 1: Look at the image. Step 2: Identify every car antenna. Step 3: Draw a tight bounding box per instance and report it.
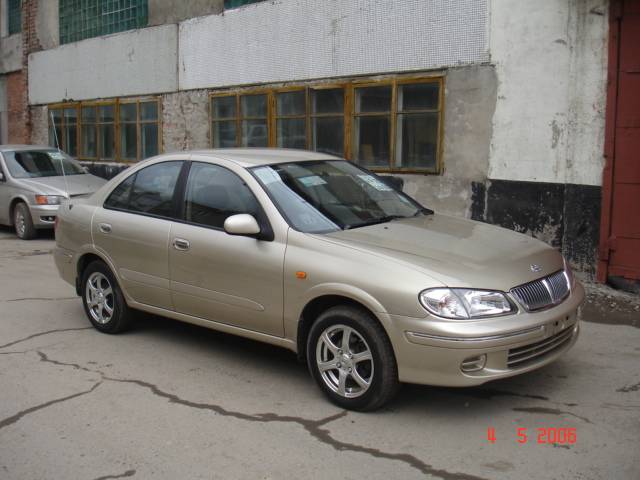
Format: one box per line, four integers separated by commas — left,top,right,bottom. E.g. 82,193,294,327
50,110,70,199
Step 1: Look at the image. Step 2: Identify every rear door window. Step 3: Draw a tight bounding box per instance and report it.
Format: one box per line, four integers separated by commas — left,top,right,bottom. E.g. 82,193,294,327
104,161,183,218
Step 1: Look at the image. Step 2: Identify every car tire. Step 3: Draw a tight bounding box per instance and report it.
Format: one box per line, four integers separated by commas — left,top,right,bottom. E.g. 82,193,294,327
14,202,37,240
81,260,133,334
307,305,399,411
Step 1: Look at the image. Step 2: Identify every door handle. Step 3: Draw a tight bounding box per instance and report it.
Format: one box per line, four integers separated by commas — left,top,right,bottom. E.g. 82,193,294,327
173,238,190,251
98,223,112,234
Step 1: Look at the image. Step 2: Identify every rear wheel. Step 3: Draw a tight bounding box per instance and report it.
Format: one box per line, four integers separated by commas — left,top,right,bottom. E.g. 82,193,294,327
307,306,399,411
14,202,36,240
81,261,133,333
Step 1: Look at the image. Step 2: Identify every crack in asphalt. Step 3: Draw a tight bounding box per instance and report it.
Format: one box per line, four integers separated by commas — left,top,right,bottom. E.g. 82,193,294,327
512,407,592,424
0,327,92,349
4,296,78,303
33,351,489,480
0,382,102,430
93,469,136,480
617,382,640,393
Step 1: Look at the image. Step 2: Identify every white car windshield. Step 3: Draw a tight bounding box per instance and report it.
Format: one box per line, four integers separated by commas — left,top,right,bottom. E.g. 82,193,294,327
4,149,85,178
252,160,430,233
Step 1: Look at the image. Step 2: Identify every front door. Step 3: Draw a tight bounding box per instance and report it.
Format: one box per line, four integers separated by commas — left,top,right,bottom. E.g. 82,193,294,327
93,160,184,309
169,161,286,337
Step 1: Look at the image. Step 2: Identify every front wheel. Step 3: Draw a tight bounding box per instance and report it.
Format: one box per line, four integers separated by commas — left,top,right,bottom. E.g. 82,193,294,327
81,261,133,333
14,202,36,240
307,306,399,411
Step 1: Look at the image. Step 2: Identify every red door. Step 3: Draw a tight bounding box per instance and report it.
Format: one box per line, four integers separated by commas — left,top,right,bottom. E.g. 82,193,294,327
598,0,640,282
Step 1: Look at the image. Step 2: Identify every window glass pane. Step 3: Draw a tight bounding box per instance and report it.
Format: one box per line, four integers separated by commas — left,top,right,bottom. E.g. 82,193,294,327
312,117,344,156
396,113,438,170
59,0,148,45
277,91,305,116
355,86,391,113
120,123,137,160
241,120,268,147
64,108,78,156
241,95,267,117
140,102,158,121
141,124,158,159
99,105,115,123
129,162,182,217
8,0,21,35
104,174,135,210
81,106,96,123
354,116,390,167
184,162,260,229
82,125,97,158
213,121,237,148
99,125,115,160
120,103,137,123
277,118,306,149
398,83,439,111
311,88,344,114
64,107,77,123
212,96,236,119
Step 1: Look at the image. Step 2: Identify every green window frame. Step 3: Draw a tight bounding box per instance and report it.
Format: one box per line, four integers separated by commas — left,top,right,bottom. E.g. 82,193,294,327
8,0,21,35
59,0,148,45
224,0,264,9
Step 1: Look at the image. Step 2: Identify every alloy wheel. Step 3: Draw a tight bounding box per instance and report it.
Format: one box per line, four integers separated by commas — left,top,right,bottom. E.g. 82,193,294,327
85,272,114,324
315,324,374,398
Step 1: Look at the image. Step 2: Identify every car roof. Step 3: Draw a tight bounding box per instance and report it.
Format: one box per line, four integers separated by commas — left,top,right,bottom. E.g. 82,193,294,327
0,144,56,152
187,148,341,167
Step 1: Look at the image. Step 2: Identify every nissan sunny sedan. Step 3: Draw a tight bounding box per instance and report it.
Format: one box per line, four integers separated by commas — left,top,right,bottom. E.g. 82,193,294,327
54,149,583,411
0,145,106,239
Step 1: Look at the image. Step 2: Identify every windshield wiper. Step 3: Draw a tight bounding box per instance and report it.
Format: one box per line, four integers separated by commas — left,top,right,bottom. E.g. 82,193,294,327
344,215,407,230
413,207,434,216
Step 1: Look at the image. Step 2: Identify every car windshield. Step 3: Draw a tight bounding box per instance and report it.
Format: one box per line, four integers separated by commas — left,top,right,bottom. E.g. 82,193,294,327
3,149,85,178
252,160,430,233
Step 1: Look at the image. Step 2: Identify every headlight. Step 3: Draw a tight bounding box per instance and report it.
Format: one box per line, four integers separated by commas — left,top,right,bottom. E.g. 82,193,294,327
35,195,64,205
419,288,515,319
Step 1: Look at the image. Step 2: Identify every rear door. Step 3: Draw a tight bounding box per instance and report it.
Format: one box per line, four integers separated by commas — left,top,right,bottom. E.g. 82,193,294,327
93,159,186,310
168,160,286,336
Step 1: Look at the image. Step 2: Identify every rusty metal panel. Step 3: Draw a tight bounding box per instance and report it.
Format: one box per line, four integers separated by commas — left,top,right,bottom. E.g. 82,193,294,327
598,1,640,282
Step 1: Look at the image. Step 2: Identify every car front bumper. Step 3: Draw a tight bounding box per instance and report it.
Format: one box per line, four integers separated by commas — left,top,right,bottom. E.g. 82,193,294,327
385,281,585,387
29,204,59,228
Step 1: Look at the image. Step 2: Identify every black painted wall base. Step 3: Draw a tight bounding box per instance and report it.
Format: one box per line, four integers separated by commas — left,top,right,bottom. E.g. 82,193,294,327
471,179,601,275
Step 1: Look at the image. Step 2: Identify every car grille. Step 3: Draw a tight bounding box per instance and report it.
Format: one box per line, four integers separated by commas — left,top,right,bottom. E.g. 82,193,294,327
507,325,575,368
510,270,570,312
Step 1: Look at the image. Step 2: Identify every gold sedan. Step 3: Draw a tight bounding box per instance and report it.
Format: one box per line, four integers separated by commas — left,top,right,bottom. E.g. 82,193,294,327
54,149,583,411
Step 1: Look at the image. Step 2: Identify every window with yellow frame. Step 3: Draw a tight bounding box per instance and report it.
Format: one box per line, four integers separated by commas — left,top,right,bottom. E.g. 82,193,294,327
48,98,161,162
209,76,443,173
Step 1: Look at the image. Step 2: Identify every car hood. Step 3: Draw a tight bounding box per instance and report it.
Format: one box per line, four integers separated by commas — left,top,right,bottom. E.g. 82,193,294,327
321,214,564,291
16,174,106,197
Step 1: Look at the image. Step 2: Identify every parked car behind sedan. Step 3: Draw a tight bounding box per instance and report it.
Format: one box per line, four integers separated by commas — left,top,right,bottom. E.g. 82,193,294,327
54,148,583,411
0,145,106,239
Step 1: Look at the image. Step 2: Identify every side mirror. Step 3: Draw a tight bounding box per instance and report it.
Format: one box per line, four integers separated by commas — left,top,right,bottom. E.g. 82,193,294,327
382,175,404,191
224,214,261,237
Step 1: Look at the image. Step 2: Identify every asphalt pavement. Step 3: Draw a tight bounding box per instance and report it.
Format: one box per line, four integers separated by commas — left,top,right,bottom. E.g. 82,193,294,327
0,226,639,480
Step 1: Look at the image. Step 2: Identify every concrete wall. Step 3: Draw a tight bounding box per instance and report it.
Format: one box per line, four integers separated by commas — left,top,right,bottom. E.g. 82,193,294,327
35,0,58,50
162,89,210,152
0,33,22,73
28,24,178,104
488,0,608,186
179,0,489,90
148,0,223,26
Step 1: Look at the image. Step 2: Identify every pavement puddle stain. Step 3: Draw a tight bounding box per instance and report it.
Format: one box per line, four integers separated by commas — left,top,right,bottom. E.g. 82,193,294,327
512,407,592,424
0,326,92,349
93,469,136,480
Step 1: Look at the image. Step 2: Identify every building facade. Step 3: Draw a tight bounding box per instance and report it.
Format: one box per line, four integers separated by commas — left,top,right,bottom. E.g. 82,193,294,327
2,0,638,286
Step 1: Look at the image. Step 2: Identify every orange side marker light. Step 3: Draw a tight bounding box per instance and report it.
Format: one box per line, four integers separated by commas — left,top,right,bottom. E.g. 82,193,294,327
296,271,307,280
